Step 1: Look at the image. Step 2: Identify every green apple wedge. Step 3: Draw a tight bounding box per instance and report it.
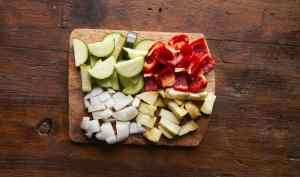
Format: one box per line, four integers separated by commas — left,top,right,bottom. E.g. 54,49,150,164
119,74,141,88
135,39,155,51
122,75,144,95
110,71,120,90
89,56,116,79
89,55,99,68
72,39,88,67
115,56,144,78
96,77,112,88
123,47,148,59
88,37,115,57
104,33,126,60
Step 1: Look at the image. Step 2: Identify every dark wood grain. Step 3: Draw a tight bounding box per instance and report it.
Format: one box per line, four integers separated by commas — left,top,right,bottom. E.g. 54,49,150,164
0,0,300,176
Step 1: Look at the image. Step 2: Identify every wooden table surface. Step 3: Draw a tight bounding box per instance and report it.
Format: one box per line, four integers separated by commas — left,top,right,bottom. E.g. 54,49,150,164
0,0,299,177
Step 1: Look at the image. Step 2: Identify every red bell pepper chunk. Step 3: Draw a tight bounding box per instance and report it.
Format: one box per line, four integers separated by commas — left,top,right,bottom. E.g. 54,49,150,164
189,75,208,93
158,67,176,88
144,56,158,74
168,34,189,49
173,72,189,91
187,53,208,76
144,76,159,91
190,35,211,56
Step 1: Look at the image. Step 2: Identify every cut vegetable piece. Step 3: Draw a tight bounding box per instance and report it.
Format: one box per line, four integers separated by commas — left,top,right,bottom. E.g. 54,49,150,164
143,76,159,91
89,56,116,79
119,74,141,87
104,32,126,60
112,106,138,121
122,75,144,95
136,91,159,105
174,99,184,106
173,72,189,92
136,113,156,128
165,88,189,100
129,122,145,134
104,98,114,109
92,109,113,120
159,90,166,98
159,117,181,135
189,75,208,93
131,97,141,107
135,39,155,51
88,37,115,57
158,125,174,139
107,88,116,94
188,91,208,101
158,67,176,88
159,109,180,125
96,77,112,88
96,92,111,102
85,132,93,138
112,92,133,111
87,119,101,133
88,103,106,113
184,102,201,119
90,88,104,97
110,71,120,90
90,55,99,67
106,136,118,144
115,56,144,77
116,121,130,142
200,92,216,115
144,127,162,143
80,116,91,131
178,120,199,136
95,131,106,141
167,101,188,119
80,64,92,92
154,97,166,107
99,122,117,144
123,47,148,59
139,102,157,117
72,39,88,67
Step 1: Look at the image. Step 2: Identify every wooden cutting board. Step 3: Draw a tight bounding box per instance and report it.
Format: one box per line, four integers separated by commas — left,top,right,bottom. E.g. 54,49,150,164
68,29,215,147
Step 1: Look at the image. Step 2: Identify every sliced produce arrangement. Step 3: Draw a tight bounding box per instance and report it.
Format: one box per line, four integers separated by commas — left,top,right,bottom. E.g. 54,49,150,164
72,31,216,144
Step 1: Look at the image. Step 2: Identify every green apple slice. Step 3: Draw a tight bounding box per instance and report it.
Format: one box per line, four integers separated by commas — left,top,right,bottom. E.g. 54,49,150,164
123,47,148,59
119,74,141,88
90,55,99,67
73,39,88,67
135,39,155,51
115,56,144,77
88,37,115,57
89,56,116,79
110,71,120,90
122,75,144,95
96,77,112,88
104,33,126,60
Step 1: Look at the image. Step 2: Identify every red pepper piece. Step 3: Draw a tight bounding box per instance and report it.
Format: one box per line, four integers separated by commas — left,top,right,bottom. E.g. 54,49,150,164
158,67,176,88
173,72,189,91
187,53,208,76
168,34,189,50
144,56,158,74
189,75,208,93
190,35,210,56
144,76,159,91
176,55,192,69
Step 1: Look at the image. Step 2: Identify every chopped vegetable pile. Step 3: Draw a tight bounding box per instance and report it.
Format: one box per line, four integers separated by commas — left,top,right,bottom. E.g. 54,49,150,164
72,31,217,144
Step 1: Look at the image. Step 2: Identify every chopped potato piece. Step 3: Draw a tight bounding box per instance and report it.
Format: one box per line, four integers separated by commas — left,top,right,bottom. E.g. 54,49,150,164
178,120,199,136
